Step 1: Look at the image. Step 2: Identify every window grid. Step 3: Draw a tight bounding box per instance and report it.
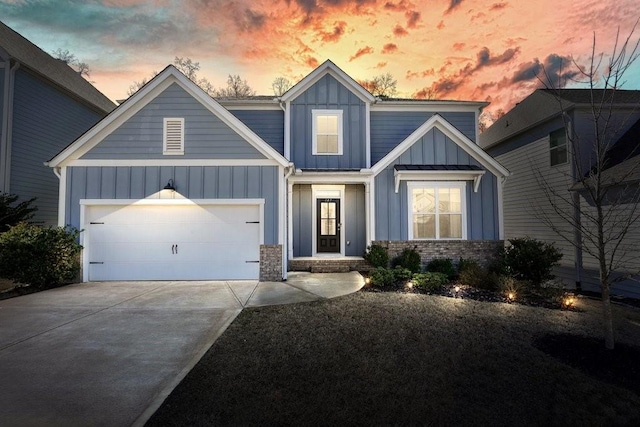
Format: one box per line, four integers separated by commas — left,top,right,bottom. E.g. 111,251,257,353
312,110,343,155
409,182,466,240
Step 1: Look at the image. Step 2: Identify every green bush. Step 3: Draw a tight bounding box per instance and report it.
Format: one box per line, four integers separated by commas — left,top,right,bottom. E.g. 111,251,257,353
392,266,413,282
458,263,498,291
391,248,422,273
364,244,389,268
412,272,449,292
0,223,82,288
0,192,37,233
426,258,455,279
457,258,479,274
499,238,563,286
369,267,396,288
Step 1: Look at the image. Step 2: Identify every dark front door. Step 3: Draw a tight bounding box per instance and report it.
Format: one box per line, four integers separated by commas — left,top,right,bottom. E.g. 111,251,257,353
317,198,340,253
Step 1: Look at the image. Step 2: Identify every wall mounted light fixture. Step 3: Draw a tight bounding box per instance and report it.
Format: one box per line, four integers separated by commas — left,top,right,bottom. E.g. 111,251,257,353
163,179,176,191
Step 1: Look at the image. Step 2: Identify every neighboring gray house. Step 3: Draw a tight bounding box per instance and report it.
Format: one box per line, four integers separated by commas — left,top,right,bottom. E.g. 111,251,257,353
0,21,115,225
480,89,640,298
47,61,509,282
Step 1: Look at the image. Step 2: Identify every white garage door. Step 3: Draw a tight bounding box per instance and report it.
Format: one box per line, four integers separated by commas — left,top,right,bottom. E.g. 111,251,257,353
85,203,261,281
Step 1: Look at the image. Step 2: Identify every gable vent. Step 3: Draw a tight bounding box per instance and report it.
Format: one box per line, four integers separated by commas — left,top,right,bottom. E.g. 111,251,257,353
163,118,185,155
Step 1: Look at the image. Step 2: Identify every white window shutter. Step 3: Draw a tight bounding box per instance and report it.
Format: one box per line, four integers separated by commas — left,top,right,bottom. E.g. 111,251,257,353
163,118,184,155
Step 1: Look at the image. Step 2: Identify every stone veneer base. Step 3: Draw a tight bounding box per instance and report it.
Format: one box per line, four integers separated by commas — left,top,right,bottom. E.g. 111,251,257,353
260,245,283,281
373,240,504,268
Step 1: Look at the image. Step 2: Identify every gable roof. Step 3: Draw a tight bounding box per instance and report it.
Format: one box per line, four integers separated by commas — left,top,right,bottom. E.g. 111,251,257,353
480,89,640,150
0,21,115,113
280,60,375,103
371,114,509,178
46,65,290,168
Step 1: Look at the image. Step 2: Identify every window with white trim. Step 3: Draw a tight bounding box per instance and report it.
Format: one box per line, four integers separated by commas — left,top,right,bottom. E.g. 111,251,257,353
312,110,343,155
163,118,184,155
408,182,466,240
549,128,567,166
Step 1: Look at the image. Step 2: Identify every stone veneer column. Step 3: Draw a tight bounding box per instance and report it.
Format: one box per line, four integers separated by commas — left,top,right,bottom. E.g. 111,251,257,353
260,245,283,281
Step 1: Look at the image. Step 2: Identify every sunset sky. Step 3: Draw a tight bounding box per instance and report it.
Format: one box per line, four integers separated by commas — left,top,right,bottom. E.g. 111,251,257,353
2,0,639,117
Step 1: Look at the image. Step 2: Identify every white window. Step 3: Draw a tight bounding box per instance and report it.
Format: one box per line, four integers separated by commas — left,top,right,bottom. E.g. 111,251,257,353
163,118,184,155
407,182,466,240
312,110,343,155
549,128,567,166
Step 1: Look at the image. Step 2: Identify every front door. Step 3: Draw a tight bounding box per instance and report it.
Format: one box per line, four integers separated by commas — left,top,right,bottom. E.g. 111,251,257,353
316,198,340,253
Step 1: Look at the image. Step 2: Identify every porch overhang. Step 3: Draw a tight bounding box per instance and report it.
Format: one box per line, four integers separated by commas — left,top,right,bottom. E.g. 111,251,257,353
393,165,486,193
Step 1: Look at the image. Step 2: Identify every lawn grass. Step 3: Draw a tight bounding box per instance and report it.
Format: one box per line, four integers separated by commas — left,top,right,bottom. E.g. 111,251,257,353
147,292,640,426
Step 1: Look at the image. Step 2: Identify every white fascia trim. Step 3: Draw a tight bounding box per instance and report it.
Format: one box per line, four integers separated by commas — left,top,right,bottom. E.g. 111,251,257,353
497,176,506,240
371,114,510,179
406,181,468,241
67,159,280,167
57,167,67,227
394,170,486,193
79,198,265,206
289,172,372,184
371,102,487,113
281,60,375,104
48,66,289,168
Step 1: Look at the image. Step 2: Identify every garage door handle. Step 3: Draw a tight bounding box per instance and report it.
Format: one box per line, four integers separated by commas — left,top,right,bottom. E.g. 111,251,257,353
246,221,259,224
245,260,260,263
172,244,179,254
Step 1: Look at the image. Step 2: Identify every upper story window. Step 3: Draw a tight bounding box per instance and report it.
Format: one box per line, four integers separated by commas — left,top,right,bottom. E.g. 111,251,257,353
163,118,185,155
408,181,466,240
549,128,567,166
312,110,343,155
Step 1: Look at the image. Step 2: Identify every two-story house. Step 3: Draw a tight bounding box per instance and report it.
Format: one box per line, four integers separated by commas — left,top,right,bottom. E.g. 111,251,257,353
46,61,509,282
480,89,640,299
1,21,116,225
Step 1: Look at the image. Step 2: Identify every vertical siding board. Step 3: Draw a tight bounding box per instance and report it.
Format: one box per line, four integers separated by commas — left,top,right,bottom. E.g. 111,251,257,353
292,185,313,257
100,167,116,198
86,167,102,198
130,167,145,199
260,166,277,245
232,167,247,197
202,167,217,198
159,167,174,195
174,166,189,197
345,185,366,256
115,167,130,199
217,166,232,198
144,167,160,196
246,167,261,198
187,167,203,199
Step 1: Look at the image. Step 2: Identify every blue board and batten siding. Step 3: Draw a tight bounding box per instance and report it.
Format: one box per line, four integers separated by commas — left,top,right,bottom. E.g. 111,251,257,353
11,69,105,225
290,74,367,169
230,110,284,155
64,165,280,245
375,127,499,241
82,83,266,160
371,111,476,165
292,184,366,257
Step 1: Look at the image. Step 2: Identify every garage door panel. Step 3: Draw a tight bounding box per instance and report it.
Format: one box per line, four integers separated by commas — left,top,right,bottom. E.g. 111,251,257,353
86,203,262,281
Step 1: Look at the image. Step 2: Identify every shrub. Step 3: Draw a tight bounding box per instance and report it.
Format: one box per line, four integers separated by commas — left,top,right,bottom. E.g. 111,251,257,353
499,238,563,286
391,248,422,273
0,223,82,288
412,272,449,292
426,258,455,279
457,258,479,274
458,263,498,291
364,244,389,268
369,267,396,288
392,266,413,282
0,192,37,233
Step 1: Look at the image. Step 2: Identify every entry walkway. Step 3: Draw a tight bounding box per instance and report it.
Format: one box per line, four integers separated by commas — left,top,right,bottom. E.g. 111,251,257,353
0,272,364,426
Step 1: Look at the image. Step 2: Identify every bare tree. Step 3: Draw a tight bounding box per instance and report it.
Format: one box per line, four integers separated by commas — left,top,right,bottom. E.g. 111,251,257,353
127,57,218,97
272,77,292,96
215,75,256,98
479,108,505,133
534,22,640,350
358,72,398,98
51,48,91,78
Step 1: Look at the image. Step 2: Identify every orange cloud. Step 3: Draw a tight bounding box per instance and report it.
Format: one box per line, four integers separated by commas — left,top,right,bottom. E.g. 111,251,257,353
405,10,421,28
317,21,348,43
350,46,374,61
393,24,408,37
382,43,398,54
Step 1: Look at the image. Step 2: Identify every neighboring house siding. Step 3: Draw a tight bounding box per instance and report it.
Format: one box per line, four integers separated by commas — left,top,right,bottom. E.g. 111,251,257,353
64,165,280,245
370,111,476,164
291,183,366,257
375,127,499,240
290,74,367,169
10,69,104,225
82,83,266,160
494,136,576,267
229,109,284,155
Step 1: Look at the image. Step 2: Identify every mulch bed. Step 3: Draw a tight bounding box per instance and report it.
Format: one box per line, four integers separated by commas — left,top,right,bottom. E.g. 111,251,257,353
534,333,640,396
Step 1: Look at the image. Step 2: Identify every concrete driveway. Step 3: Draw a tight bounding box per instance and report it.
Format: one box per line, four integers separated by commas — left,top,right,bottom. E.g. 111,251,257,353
0,272,363,426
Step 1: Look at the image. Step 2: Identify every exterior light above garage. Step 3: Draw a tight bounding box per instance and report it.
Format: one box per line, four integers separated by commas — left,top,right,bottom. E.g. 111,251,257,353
163,179,176,191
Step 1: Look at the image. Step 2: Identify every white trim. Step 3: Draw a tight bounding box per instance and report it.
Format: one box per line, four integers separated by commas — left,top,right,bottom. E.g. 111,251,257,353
407,181,467,241
57,167,67,227
278,165,286,279
289,171,372,184
365,102,371,168
67,159,281,167
162,117,185,155
47,66,289,168
371,114,510,179
371,102,487,113
365,180,371,247
80,198,266,282
311,185,346,257
287,180,294,262
394,169,486,193
281,60,375,103
312,109,343,155
497,176,505,240
369,176,376,242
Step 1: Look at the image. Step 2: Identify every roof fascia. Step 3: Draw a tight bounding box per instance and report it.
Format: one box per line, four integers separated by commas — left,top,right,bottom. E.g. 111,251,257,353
281,60,375,103
371,101,487,113
372,114,510,178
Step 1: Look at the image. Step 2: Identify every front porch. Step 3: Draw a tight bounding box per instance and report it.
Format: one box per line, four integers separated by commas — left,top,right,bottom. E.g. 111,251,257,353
289,256,370,273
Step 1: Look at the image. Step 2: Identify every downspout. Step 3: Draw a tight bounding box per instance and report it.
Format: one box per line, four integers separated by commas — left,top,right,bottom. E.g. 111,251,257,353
283,163,294,280
1,61,19,193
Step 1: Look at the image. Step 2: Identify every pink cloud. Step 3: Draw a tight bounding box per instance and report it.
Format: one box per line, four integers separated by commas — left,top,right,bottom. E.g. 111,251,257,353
349,46,374,61
382,43,398,54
